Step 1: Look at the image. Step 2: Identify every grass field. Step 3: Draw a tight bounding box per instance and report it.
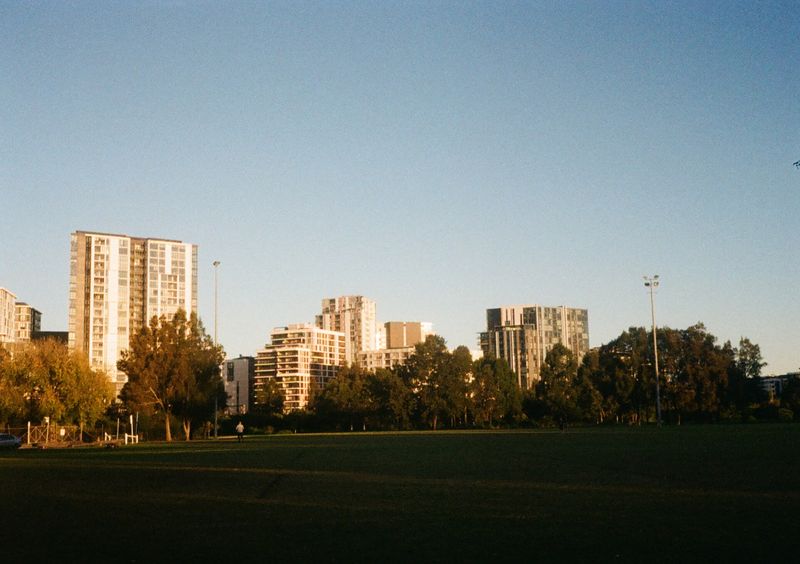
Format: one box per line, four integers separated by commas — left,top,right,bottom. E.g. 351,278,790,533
1,425,799,562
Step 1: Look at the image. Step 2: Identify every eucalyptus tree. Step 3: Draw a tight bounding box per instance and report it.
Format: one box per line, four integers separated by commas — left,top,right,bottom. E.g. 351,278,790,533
118,310,225,441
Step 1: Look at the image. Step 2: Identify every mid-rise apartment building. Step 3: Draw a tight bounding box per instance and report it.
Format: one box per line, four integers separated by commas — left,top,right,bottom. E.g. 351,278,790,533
0,287,17,344
480,304,589,389
14,303,41,342
254,324,346,411
315,295,376,364
68,231,198,393
358,321,434,372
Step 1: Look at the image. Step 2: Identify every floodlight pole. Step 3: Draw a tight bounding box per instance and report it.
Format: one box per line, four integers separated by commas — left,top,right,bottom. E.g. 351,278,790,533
213,260,220,439
644,275,663,426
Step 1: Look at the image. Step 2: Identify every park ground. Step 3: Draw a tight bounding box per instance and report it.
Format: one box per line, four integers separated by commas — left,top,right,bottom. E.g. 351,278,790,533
1,425,798,562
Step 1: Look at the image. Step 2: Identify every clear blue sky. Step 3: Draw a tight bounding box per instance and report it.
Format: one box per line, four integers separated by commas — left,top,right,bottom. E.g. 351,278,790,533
2,1,798,373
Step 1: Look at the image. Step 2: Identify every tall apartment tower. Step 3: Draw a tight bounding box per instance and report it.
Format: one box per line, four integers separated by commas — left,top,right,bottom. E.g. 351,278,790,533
254,324,346,411
14,303,42,342
68,231,198,393
480,305,589,390
0,287,17,344
315,296,376,364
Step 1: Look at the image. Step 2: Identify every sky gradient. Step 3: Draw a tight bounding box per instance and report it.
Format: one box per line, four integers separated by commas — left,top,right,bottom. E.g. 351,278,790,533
2,1,798,373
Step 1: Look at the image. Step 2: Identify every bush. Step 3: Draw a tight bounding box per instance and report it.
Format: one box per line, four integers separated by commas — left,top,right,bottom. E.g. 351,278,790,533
778,408,794,423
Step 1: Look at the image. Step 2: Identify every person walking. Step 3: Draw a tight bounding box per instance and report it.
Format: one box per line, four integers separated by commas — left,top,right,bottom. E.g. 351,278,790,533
236,421,244,442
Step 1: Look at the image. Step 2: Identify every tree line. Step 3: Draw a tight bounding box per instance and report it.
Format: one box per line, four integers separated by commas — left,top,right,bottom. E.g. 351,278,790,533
0,339,114,436
273,324,798,432
2,312,797,440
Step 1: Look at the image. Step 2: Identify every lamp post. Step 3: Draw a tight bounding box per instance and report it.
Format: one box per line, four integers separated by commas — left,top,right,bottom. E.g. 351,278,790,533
644,275,662,426
213,260,220,439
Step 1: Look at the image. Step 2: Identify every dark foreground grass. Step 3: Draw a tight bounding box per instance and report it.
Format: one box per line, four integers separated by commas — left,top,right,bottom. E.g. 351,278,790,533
1,425,799,562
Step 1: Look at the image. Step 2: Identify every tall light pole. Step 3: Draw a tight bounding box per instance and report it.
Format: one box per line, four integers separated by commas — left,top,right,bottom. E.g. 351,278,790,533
644,275,662,426
213,260,220,439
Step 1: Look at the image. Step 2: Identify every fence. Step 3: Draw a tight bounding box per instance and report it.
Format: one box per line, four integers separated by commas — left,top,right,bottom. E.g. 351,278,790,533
24,423,81,446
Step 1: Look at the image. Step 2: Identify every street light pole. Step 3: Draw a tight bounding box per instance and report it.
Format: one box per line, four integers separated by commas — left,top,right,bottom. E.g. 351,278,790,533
644,275,662,426
213,260,220,439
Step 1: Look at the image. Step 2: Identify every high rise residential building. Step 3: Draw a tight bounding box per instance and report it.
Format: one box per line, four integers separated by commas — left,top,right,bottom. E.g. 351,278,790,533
0,287,17,344
480,305,589,389
224,355,255,415
68,231,198,393
254,324,346,411
315,295,376,364
14,303,41,342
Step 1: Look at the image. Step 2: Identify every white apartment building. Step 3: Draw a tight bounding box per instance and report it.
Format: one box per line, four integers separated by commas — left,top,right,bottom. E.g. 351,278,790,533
15,303,41,342
68,231,198,394
254,324,346,411
315,295,376,364
0,287,17,344
480,305,589,389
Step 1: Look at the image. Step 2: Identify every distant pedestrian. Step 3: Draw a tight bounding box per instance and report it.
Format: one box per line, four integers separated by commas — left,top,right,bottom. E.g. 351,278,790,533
236,421,244,442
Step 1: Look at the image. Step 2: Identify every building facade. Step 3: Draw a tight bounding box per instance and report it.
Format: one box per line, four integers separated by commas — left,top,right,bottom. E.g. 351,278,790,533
384,321,433,349
14,303,42,342
358,321,435,372
68,231,198,393
480,305,589,389
224,355,255,415
315,295,376,364
0,288,18,344
254,324,346,411
357,347,416,372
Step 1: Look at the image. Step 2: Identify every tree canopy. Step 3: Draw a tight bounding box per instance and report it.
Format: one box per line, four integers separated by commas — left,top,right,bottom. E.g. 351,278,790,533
118,309,225,441
0,339,113,432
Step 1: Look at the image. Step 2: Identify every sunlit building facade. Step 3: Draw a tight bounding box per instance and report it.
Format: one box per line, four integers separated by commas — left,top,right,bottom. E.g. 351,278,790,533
315,295,376,364
254,324,346,411
14,303,41,342
68,231,198,394
0,287,17,344
480,305,589,389
358,321,434,372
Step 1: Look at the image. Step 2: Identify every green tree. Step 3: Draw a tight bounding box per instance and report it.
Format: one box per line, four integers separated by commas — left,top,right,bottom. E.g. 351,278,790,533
536,343,580,424
367,368,414,430
736,338,767,379
118,310,224,441
254,377,285,417
405,335,456,430
314,365,371,431
0,340,113,430
470,355,521,427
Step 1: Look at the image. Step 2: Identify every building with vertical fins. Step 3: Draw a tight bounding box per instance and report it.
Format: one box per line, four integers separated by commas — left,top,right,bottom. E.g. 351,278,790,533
480,305,589,389
315,295,376,364
68,231,198,394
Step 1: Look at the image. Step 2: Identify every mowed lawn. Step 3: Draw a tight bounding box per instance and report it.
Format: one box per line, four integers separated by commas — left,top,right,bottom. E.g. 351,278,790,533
1,426,798,562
